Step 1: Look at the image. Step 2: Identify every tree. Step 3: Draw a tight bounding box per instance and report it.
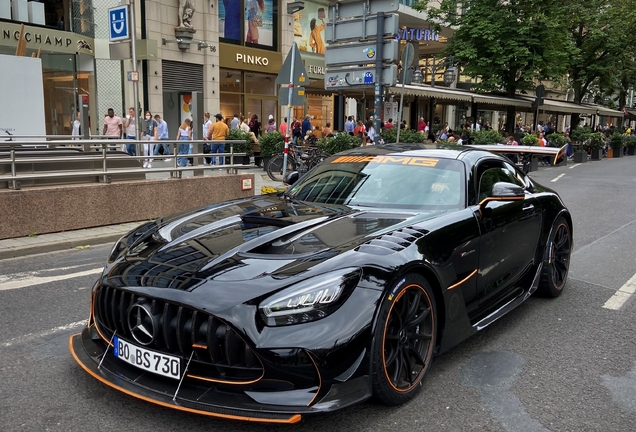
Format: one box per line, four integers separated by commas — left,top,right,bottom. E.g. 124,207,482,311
413,0,570,133
561,0,636,127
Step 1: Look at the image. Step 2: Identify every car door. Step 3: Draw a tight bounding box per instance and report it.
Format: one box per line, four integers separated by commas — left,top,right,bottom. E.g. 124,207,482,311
475,159,542,311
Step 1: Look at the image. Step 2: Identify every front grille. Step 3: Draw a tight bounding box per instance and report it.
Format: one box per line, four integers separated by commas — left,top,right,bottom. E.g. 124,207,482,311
93,286,263,383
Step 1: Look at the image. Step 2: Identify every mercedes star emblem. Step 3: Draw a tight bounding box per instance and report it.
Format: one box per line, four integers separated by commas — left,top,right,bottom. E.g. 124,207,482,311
127,303,155,346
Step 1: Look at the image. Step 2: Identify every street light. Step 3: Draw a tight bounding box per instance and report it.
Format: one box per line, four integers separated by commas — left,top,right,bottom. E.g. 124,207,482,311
412,68,423,84
443,58,456,86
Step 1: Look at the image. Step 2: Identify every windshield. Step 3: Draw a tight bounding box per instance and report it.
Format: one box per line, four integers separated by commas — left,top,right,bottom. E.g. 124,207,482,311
287,154,466,210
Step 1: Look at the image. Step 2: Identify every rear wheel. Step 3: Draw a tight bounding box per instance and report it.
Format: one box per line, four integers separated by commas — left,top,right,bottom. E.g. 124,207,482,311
537,216,572,297
267,154,296,182
371,274,437,406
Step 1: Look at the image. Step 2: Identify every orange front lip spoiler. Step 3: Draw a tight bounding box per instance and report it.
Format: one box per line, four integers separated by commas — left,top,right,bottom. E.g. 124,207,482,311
68,333,302,424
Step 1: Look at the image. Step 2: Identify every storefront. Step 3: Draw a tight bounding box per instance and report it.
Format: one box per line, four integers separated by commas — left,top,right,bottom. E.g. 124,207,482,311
0,21,96,135
219,44,281,125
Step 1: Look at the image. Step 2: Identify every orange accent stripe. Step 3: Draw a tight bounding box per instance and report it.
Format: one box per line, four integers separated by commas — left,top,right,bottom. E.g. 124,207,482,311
447,269,478,291
68,334,302,424
94,321,113,347
186,374,263,386
305,351,322,407
192,344,207,349
478,196,524,206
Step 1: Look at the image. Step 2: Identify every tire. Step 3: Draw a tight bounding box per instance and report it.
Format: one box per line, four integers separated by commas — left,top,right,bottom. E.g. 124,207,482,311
267,154,295,182
371,274,437,406
536,216,572,297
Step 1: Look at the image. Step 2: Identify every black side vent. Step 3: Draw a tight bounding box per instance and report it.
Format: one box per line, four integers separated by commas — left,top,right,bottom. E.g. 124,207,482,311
355,226,428,256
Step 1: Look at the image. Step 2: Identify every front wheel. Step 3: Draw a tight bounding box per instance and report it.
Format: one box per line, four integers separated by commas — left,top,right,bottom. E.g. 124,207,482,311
371,274,437,406
267,154,296,182
537,216,572,297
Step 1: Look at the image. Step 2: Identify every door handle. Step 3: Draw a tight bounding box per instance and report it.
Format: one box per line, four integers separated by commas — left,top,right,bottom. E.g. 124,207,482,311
522,204,535,212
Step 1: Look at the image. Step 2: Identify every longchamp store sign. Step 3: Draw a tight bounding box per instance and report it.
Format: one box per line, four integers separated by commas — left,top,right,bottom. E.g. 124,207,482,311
0,22,95,55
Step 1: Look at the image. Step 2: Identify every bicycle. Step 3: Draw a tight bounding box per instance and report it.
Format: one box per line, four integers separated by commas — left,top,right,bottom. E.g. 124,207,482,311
267,145,330,182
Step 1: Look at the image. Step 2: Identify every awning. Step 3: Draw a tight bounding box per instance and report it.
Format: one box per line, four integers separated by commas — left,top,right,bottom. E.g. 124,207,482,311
472,93,532,109
582,104,625,117
388,84,473,102
627,109,636,118
518,97,597,115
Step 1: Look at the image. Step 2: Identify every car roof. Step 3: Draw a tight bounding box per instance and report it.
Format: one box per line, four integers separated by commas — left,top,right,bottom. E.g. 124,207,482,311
336,143,504,165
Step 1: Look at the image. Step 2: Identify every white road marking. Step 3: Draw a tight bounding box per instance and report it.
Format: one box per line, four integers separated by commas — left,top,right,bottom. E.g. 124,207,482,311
0,268,103,291
0,320,87,348
551,173,566,182
569,163,581,169
603,273,636,310
0,264,91,285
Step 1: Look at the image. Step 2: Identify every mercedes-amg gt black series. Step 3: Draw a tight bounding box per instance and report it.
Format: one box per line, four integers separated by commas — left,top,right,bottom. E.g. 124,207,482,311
70,145,572,424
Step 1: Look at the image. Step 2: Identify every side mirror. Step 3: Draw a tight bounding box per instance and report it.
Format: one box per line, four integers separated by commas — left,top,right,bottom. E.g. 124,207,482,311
283,171,300,186
491,181,525,199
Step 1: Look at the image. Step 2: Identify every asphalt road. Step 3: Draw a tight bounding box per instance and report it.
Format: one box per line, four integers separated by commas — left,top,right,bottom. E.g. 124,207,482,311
1,156,636,431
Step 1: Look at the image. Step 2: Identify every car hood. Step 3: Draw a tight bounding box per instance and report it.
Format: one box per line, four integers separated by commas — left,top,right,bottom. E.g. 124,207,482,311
103,195,439,307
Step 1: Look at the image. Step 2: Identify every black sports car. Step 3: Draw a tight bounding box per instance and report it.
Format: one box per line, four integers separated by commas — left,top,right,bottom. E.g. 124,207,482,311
70,145,572,424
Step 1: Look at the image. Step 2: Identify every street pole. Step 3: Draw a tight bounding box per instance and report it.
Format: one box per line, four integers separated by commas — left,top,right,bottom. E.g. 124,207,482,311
130,0,139,140
396,66,408,143
282,42,297,179
374,12,385,135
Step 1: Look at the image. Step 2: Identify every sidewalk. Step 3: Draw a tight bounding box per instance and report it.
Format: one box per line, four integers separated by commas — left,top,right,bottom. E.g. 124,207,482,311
0,166,284,260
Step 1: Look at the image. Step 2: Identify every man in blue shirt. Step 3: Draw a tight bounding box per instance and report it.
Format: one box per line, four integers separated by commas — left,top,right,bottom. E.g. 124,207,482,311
302,115,313,138
345,116,355,135
153,114,171,156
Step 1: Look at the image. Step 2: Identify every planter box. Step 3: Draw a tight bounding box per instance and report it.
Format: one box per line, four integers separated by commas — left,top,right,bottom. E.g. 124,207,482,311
572,151,587,163
628,147,636,156
262,156,272,171
590,148,603,160
612,147,624,158
529,156,539,172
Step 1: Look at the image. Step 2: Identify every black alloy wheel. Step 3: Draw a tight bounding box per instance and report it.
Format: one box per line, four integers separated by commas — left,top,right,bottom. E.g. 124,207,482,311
267,154,296,182
371,274,436,405
537,216,572,297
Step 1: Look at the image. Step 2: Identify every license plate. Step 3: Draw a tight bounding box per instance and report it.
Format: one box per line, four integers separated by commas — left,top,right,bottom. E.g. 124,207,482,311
113,336,181,380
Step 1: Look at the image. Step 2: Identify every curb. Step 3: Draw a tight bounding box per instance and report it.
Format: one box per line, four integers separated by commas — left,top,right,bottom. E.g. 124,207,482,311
0,233,123,260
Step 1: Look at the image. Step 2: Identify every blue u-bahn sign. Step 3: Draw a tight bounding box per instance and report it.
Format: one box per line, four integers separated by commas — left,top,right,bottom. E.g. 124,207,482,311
109,5,130,42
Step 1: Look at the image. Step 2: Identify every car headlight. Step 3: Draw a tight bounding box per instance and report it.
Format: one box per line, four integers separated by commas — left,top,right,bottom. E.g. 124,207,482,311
259,268,361,326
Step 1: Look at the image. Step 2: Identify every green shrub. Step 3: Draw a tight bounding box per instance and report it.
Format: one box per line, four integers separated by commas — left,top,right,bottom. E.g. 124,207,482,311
472,129,504,145
547,133,567,148
625,135,636,149
588,132,606,149
520,134,539,146
228,128,253,156
570,126,592,144
317,133,362,155
259,131,285,157
610,133,625,149
381,127,426,143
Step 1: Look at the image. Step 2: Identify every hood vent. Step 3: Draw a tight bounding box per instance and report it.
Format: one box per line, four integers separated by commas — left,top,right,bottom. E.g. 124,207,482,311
355,226,428,256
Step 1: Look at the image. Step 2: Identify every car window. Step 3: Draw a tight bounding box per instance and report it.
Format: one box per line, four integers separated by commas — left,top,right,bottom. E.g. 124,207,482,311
478,165,524,202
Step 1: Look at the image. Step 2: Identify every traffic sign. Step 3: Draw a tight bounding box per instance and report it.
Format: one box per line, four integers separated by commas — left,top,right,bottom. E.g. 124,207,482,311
108,5,130,42
325,13,399,43
325,65,398,88
400,43,415,69
127,71,139,82
325,40,399,67
275,43,308,86
278,87,305,106
328,0,399,20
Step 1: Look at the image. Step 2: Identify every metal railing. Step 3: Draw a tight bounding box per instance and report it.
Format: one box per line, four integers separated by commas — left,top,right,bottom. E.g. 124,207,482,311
0,138,250,190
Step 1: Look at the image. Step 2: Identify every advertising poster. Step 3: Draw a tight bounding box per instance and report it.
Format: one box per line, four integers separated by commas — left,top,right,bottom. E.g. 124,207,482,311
219,0,242,42
293,2,327,54
245,0,274,48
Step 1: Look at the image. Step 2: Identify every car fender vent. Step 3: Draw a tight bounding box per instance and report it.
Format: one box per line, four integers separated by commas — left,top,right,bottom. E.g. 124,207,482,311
355,226,428,255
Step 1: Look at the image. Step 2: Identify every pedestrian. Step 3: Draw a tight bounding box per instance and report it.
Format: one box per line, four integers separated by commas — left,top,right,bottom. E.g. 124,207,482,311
202,112,213,165
265,116,276,133
291,117,302,144
364,120,375,145
384,118,394,130
249,114,261,139
230,113,240,130
153,114,170,157
507,135,518,146
141,110,158,168
302,115,313,138
71,112,81,140
123,107,137,156
417,117,427,133
354,120,365,138
176,118,192,167
102,108,122,141
210,113,229,166
322,122,333,137
268,114,277,130
345,116,355,135
279,117,288,136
